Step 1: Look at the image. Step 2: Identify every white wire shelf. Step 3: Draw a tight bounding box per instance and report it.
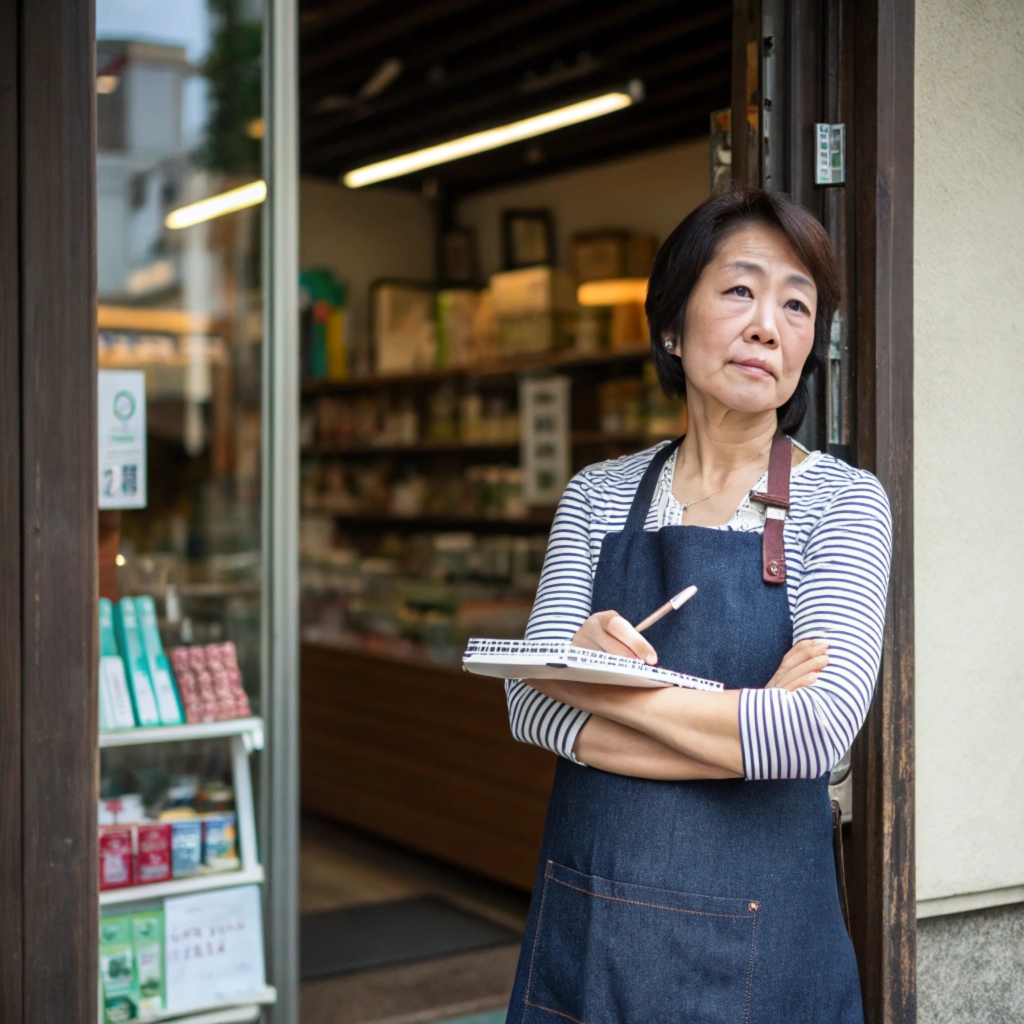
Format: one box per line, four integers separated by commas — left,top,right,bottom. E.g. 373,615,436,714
99,866,265,907
100,717,264,752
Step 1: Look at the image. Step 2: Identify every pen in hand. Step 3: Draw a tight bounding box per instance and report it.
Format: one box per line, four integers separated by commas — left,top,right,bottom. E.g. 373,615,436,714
634,585,698,634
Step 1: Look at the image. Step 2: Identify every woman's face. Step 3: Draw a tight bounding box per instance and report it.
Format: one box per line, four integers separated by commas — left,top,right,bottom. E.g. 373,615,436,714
677,222,818,418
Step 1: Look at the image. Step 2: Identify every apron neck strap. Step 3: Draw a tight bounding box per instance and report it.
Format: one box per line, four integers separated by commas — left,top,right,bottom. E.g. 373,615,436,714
623,436,685,533
750,431,793,584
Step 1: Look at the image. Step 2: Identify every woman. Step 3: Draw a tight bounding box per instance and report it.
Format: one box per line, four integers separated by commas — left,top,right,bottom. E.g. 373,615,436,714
504,188,892,1024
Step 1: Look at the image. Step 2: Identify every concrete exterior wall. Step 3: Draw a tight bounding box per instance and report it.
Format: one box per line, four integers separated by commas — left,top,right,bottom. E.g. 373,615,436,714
914,0,1024,913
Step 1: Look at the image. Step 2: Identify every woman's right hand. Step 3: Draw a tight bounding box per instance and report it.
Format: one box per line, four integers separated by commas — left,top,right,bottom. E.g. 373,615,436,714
765,638,830,690
571,610,659,665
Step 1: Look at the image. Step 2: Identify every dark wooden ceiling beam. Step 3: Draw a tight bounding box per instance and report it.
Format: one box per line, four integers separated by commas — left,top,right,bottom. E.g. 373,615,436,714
301,0,724,129
299,0,380,36
302,41,729,172
301,0,493,77
302,0,592,105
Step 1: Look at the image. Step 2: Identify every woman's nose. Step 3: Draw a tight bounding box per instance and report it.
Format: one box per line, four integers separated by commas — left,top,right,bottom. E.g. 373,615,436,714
745,308,779,346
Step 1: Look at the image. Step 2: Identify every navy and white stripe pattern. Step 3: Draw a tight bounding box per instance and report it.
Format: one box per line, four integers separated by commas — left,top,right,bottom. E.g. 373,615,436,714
505,440,893,780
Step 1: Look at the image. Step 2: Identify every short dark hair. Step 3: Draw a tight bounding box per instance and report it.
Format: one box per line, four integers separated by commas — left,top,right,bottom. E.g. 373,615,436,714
645,187,840,434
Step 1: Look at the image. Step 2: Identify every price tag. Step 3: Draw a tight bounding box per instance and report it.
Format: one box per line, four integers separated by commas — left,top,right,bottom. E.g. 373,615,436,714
98,370,147,509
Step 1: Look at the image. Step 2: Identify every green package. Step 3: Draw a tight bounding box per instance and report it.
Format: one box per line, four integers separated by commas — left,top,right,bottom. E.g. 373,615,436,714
132,909,165,1014
100,915,141,1022
113,597,161,727
100,598,137,730
135,596,184,725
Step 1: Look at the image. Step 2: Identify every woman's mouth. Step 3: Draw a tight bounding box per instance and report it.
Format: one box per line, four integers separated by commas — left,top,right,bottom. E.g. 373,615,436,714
731,359,774,378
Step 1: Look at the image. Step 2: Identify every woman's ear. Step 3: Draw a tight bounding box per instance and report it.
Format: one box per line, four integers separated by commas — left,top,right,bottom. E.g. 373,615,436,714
662,332,678,354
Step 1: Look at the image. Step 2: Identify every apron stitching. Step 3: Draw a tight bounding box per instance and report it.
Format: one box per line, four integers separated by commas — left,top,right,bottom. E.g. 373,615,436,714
523,999,590,1024
522,860,555,1023
548,875,755,919
742,906,758,1024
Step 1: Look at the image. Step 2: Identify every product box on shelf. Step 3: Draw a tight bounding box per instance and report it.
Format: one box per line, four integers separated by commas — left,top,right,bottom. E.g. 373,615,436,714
497,312,575,357
99,827,135,891
171,820,204,878
100,915,142,1023
133,910,166,1014
99,598,137,730
167,642,252,723
136,595,184,725
135,823,173,885
490,266,576,316
114,597,161,727
371,280,437,375
203,812,240,871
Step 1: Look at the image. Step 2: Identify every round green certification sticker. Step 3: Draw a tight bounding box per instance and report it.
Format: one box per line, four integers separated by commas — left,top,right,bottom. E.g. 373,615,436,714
113,390,136,422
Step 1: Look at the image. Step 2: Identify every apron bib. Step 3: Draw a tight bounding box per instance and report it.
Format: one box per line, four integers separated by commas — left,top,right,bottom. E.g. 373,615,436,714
508,438,863,1024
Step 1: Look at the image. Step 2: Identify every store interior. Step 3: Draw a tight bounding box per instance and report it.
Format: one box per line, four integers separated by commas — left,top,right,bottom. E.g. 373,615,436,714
293,4,732,1022
94,2,735,1022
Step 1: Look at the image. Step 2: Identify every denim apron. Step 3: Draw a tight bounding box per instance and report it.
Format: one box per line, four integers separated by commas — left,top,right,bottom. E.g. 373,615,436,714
508,437,863,1024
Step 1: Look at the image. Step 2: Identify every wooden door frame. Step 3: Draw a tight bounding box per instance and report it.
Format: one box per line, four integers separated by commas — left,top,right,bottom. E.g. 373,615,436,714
0,0,99,1019
732,1,916,1021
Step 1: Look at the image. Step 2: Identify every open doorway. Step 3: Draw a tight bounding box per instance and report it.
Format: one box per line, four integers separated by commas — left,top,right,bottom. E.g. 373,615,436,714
294,4,734,1021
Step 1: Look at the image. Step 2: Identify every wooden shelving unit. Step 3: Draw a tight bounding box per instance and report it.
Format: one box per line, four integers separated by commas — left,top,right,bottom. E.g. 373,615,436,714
301,506,555,532
300,344,651,394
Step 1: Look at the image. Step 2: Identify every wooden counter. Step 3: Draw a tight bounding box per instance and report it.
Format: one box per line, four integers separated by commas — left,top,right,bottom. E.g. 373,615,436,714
300,640,557,890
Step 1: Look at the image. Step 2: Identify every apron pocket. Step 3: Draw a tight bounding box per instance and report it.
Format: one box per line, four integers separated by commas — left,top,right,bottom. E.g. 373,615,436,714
523,860,759,1024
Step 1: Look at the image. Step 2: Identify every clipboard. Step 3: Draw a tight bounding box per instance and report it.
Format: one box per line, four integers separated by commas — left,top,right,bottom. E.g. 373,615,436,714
462,638,724,692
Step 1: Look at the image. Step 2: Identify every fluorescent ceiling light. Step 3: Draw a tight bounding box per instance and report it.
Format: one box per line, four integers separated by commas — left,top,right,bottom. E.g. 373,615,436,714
578,278,649,306
343,84,642,188
165,180,267,230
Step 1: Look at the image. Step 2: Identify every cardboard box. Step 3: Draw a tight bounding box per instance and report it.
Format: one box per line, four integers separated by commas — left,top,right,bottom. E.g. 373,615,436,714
135,823,173,885
490,267,576,316
498,312,575,357
571,231,628,282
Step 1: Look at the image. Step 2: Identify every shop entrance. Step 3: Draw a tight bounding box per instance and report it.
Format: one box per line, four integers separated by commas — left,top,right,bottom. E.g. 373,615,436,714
292,4,735,1021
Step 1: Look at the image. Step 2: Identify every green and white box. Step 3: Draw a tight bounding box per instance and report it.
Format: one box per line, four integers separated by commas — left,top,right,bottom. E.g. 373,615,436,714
114,596,161,727
100,914,141,1023
133,909,166,1014
135,596,183,725
99,598,136,730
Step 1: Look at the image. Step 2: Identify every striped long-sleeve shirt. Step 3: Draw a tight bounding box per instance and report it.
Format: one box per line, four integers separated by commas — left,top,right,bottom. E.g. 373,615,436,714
504,440,893,780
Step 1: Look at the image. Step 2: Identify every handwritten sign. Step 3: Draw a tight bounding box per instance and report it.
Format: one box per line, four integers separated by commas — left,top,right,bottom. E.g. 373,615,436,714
164,885,266,1011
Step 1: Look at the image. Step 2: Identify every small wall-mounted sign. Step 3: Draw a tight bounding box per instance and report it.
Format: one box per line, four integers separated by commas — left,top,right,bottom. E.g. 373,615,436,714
815,123,846,186
98,369,147,510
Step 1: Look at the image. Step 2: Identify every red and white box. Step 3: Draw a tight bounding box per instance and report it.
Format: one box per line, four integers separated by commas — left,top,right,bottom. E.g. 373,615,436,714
99,826,134,890
134,823,173,885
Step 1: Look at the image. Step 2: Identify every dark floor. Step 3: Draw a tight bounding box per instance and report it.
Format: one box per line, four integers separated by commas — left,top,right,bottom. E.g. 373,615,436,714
299,815,529,1024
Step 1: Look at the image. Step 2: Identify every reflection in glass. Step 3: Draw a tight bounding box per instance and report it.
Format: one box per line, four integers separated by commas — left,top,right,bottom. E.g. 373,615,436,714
96,0,265,707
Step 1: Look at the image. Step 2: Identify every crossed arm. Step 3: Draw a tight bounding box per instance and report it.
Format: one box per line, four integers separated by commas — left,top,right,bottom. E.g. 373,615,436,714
524,613,829,780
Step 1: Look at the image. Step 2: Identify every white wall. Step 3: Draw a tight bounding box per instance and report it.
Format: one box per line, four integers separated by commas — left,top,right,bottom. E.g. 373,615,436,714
457,139,710,278
914,0,1024,908
299,177,436,361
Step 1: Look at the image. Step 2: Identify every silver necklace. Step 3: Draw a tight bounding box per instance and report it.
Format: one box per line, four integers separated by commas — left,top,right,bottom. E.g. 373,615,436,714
676,445,772,517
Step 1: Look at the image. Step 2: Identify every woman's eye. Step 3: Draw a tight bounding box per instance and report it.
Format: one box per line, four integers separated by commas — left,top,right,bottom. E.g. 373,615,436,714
729,285,752,298
786,299,810,314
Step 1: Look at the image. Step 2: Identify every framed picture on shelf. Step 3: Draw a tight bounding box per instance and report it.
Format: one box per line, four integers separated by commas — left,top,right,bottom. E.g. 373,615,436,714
439,226,478,285
502,209,555,269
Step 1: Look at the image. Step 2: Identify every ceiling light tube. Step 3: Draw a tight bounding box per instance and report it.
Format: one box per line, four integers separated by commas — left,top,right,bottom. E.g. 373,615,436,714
343,82,643,188
165,180,267,230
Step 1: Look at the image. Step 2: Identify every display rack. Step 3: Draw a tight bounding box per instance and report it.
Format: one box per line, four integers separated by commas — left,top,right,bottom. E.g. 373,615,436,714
100,719,268,1023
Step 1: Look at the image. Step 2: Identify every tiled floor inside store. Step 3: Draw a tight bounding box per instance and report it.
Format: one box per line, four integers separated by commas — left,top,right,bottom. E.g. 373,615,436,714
299,814,529,1024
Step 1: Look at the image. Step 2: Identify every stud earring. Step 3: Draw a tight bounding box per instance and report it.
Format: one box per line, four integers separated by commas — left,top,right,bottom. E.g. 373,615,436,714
663,337,675,352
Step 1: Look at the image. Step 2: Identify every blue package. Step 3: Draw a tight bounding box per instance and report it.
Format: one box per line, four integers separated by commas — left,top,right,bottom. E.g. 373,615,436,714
171,820,202,878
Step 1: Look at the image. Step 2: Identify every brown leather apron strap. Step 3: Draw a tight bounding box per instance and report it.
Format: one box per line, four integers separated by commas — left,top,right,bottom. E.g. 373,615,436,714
750,431,792,585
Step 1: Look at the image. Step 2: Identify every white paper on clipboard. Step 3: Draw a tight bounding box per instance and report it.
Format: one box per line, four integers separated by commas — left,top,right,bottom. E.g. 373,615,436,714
462,639,724,691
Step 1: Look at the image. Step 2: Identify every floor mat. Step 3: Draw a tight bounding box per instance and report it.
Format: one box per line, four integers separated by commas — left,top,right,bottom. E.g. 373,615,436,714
301,895,521,981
